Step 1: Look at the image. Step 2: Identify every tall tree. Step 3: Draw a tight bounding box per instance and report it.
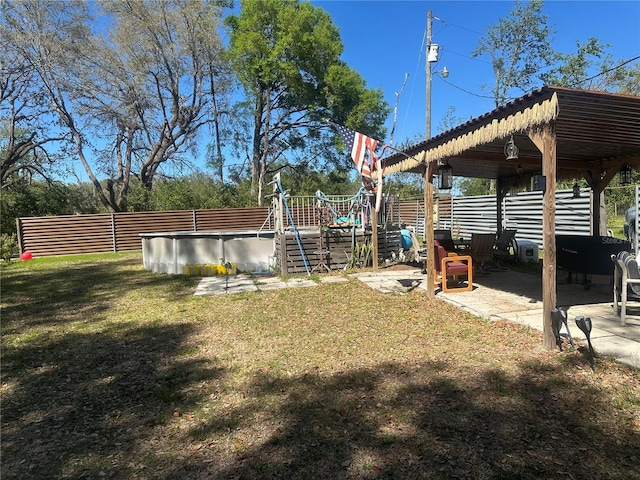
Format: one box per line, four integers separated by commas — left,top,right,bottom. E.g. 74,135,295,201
472,0,638,105
1,0,120,208
0,49,68,188
471,0,557,107
98,0,233,192
2,0,231,212
225,0,389,206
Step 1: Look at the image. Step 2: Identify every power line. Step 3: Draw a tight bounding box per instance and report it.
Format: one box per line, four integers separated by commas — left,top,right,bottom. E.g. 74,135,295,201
436,73,496,100
570,55,640,87
437,54,640,104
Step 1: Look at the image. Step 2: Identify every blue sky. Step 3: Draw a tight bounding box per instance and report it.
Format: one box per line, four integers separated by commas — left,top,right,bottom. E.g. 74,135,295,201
311,0,640,146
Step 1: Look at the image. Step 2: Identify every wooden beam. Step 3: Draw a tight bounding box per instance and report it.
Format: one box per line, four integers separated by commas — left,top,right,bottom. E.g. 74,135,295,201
584,160,631,235
372,166,384,270
496,178,508,236
372,211,378,269
528,125,557,350
425,163,435,298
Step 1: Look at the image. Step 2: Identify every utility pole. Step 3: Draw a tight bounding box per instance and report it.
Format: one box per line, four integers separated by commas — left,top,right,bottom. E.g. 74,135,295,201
425,10,433,140
424,10,435,298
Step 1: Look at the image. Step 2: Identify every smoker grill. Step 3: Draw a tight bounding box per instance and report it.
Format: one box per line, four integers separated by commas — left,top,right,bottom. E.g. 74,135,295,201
556,235,631,286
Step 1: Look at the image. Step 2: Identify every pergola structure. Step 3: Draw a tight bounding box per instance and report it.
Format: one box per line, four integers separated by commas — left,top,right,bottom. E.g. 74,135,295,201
382,86,640,349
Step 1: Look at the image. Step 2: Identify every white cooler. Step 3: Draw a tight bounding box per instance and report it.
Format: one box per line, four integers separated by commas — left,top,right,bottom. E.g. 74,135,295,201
518,240,539,262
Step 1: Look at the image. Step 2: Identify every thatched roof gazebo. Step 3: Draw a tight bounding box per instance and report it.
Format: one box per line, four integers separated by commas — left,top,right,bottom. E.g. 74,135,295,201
382,86,640,349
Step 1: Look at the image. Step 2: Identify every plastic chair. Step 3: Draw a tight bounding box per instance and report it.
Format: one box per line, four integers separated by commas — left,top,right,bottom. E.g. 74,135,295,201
433,240,473,293
493,229,518,268
612,252,640,325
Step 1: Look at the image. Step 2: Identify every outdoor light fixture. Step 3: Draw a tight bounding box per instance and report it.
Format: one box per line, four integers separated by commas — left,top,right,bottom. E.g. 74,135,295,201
531,175,546,194
575,316,595,370
504,135,519,160
438,161,453,190
619,164,632,185
573,182,581,198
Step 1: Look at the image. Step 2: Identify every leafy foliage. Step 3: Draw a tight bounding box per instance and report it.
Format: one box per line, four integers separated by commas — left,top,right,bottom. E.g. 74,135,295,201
147,174,252,211
0,233,18,262
472,0,557,106
225,0,389,205
1,180,104,235
456,178,494,197
1,0,232,212
384,173,425,199
604,172,640,219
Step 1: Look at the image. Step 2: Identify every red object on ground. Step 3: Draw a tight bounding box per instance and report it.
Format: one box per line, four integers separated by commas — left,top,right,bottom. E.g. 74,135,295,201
20,251,33,261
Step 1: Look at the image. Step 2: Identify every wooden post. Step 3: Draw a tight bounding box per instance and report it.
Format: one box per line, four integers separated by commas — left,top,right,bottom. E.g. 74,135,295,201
529,125,557,350
372,210,378,269
279,233,288,276
425,163,435,298
15,217,23,254
371,165,384,270
585,163,624,236
496,177,506,236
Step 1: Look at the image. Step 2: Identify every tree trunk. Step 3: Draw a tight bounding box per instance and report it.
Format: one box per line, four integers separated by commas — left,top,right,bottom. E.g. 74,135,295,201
251,92,265,205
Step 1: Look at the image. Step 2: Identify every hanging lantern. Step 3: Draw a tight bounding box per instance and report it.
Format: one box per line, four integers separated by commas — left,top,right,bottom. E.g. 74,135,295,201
572,182,581,198
504,135,519,160
619,164,632,186
438,161,453,190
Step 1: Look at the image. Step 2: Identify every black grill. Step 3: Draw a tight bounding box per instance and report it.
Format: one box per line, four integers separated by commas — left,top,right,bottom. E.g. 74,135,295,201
556,235,630,277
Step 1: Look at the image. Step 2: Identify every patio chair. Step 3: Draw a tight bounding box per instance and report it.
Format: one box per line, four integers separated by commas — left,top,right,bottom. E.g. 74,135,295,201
611,252,640,325
493,229,518,268
433,240,473,293
434,229,457,253
469,233,495,272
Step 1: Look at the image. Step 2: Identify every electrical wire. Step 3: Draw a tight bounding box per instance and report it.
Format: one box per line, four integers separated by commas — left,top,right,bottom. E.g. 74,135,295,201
568,55,640,88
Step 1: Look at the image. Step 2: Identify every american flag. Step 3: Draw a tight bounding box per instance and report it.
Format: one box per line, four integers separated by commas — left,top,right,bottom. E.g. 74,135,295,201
333,123,379,182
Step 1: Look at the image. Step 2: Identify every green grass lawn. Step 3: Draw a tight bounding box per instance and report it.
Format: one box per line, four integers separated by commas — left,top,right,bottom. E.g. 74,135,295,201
2,253,639,479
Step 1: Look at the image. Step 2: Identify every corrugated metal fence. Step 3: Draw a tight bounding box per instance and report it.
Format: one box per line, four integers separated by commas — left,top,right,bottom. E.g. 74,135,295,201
446,189,592,246
16,189,591,257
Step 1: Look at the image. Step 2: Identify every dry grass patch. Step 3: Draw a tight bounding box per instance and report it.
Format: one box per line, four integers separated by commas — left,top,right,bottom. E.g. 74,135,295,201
1,253,639,479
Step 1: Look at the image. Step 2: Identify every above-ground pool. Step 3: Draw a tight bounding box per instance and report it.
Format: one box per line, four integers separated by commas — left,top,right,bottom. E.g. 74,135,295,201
140,230,275,275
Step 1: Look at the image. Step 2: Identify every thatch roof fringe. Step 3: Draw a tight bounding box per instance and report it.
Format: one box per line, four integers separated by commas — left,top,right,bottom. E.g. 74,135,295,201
382,151,425,174
384,93,559,175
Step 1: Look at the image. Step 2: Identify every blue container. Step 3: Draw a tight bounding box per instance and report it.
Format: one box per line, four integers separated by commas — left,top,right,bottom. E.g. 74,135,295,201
400,229,413,249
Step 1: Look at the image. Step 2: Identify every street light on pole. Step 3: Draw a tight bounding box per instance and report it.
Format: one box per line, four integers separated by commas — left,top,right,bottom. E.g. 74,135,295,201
425,11,450,188
424,10,450,297
425,11,448,141
425,10,433,140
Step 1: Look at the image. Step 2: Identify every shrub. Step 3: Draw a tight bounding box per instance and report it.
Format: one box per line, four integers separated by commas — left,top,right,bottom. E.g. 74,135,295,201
0,234,19,263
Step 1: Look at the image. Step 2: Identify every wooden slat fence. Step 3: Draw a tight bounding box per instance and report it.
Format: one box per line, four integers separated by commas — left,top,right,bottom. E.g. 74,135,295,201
18,207,271,257
17,214,116,257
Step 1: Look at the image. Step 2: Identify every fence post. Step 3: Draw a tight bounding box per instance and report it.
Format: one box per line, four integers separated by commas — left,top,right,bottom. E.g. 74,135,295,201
193,210,197,232
279,234,288,275
16,217,24,253
111,213,117,252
